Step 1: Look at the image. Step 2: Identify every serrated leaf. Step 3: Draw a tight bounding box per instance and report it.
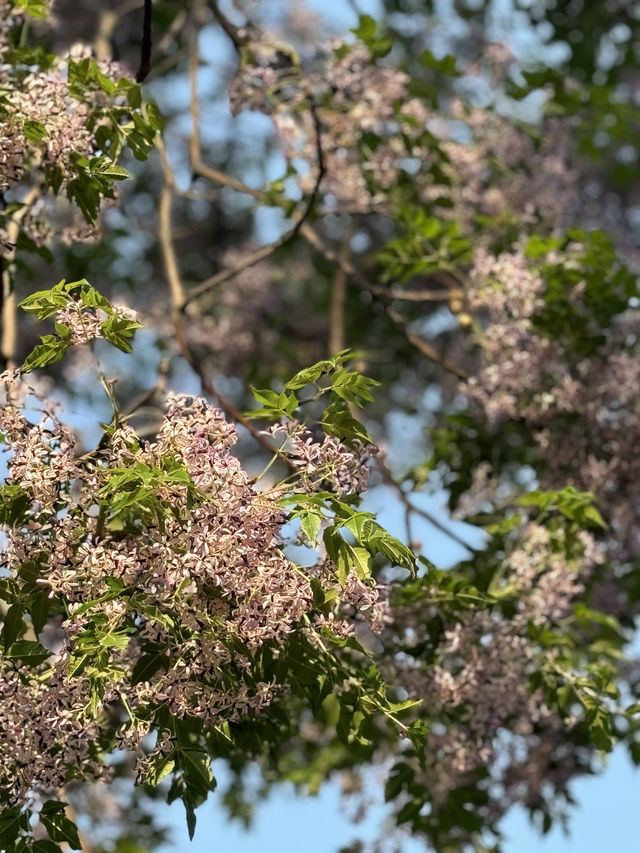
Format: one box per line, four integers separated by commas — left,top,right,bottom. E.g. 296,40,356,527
21,335,70,373
100,315,143,353
180,748,215,799
300,510,322,545
145,752,175,787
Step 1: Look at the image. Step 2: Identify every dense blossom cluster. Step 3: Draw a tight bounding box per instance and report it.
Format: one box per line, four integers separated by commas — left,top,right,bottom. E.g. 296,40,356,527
228,33,580,229
0,376,383,805
0,664,108,805
438,109,580,233
230,36,432,210
268,419,374,496
387,522,604,825
464,247,564,423
0,2,147,258
464,242,640,563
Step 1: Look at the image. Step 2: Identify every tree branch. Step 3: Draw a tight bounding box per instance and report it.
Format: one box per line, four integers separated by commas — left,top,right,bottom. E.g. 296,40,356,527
376,454,477,553
135,0,153,83
329,222,356,355
208,0,245,52
1,186,41,369
156,136,287,460
183,33,467,379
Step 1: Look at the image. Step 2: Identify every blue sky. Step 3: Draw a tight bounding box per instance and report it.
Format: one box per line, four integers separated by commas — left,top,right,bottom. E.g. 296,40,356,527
158,746,640,853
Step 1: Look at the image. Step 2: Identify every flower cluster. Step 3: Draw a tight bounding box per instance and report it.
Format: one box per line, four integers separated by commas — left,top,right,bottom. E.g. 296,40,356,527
437,108,580,234
269,419,375,496
55,299,138,346
0,379,383,805
390,521,603,823
464,246,567,424
228,30,581,230
230,36,431,210
0,1,157,259
463,240,640,563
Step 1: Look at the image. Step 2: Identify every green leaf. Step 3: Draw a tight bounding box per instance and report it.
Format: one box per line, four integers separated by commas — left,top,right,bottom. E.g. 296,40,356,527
300,510,322,545
23,119,47,142
14,0,49,17
131,651,170,685
5,639,50,665
29,589,51,634
247,387,298,420
2,602,26,651
99,315,143,353
321,402,373,446
0,485,30,526
184,799,197,841
181,749,214,797
351,15,393,58
39,811,82,850
21,335,70,373
32,841,64,853
19,281,70,320
285,362,330,389
323,528,372,584
72,579,126,617
420,48,459,76
329,368,379,407
0,808,29,846
344,544,372,581
144,751,175,787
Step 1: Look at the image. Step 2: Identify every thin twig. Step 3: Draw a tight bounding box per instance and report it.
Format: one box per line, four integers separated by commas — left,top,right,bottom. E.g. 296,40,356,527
385,288,454,303
285,100,325,243
208,0,245,52
385,304,469,380
155,8,187,53
156,137,287,460
182,238,288,309
135,0,153,83
121,358,170,418
157,141,185,307
183,20,325,312
376,455,477,552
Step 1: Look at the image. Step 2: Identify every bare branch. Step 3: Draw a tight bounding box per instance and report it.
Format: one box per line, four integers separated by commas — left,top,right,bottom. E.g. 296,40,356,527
157,141,185,307
1,186,41,369
182,237,287,309
135,0,153,83
156,135,287,461
376,455,477,553
329,222,356,355
385,304,469,380
183,61,326,310
208,0,245,52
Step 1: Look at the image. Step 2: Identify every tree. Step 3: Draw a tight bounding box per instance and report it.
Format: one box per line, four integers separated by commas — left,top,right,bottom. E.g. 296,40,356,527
0,1,639,851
